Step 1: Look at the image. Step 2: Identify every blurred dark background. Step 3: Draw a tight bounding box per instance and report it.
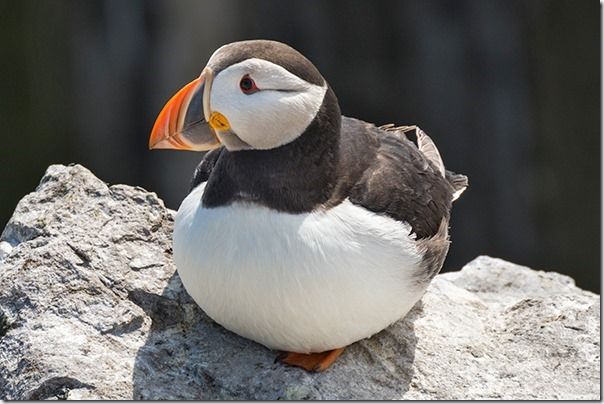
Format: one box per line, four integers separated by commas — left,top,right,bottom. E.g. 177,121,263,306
0,0,600,291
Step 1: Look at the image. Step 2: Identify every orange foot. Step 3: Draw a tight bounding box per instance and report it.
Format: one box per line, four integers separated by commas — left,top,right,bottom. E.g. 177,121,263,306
278,348,345,372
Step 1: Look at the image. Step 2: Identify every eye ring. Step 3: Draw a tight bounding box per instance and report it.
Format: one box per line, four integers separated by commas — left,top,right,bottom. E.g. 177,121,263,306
239,75,258,94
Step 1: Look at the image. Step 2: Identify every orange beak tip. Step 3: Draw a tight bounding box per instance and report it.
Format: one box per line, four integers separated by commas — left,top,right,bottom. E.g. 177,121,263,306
148,71,220,152
148,77,203,151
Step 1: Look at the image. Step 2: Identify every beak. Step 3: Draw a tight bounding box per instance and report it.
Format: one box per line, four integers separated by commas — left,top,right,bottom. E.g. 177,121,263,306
149,68,220,151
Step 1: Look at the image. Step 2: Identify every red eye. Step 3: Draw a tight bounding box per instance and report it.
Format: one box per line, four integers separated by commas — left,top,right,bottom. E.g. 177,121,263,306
239,75,258,94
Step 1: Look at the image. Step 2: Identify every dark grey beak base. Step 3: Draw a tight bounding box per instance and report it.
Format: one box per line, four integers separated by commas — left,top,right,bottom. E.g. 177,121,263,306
181,81,216,147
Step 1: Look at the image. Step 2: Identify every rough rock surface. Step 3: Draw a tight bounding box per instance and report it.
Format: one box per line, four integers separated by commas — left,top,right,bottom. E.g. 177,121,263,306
0,164,599,400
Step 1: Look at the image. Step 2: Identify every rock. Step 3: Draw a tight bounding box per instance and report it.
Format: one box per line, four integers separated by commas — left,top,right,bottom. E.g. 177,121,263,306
0,164,599,400
0,241,11,260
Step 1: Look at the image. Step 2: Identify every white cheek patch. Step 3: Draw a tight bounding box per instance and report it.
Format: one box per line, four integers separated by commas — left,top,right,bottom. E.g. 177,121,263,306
209,58,328,150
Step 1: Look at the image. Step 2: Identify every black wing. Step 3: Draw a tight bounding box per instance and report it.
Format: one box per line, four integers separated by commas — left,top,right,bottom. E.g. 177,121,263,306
189,147,224,192
343,118,457,239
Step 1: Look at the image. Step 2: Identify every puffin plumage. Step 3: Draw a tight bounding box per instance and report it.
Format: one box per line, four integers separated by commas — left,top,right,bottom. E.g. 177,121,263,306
149,40,467,371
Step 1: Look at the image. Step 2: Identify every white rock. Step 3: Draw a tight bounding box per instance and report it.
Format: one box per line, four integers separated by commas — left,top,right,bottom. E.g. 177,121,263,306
0,241,12,260
0,164,599,400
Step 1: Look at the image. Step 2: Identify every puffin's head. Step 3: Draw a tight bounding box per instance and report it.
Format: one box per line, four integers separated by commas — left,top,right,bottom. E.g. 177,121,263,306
149,40,329,152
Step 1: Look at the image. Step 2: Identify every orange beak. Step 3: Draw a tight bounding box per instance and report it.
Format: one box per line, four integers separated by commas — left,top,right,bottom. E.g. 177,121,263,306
148,68,220,151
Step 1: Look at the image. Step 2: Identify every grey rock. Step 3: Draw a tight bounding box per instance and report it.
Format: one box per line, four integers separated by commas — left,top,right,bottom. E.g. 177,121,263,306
0,164,599,400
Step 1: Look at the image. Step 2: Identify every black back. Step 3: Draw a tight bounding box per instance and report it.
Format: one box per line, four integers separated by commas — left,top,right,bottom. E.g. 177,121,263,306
345,120,454,239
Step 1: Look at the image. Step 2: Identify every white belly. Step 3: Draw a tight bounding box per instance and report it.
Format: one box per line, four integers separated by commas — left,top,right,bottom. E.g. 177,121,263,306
173,183,426,353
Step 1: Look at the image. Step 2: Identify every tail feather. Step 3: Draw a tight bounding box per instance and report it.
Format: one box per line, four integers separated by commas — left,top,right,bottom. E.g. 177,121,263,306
446,170,468,201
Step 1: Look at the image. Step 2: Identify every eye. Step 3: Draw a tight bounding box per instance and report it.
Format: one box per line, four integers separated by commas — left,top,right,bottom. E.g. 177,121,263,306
239,75,258,94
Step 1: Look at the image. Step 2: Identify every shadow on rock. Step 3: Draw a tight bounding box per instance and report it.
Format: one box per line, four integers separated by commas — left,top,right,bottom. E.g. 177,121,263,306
131,271,420,400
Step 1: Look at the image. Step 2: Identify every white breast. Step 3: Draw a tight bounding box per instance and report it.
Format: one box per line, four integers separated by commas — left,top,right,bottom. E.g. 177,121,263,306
173,183,427,353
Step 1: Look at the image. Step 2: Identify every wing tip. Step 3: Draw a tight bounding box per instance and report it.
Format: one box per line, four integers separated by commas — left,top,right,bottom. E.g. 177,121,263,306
447,172,468,202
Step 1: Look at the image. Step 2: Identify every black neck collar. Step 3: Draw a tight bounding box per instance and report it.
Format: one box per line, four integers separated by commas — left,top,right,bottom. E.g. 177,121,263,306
201,87,342,213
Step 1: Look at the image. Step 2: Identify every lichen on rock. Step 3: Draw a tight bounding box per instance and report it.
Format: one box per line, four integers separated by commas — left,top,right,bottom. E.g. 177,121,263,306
0,164,600,399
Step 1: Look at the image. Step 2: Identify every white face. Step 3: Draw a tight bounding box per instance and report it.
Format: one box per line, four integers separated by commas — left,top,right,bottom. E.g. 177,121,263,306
208,58,327,151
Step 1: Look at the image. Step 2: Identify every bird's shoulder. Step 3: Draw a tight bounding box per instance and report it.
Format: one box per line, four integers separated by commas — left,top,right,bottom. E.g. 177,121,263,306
338,117,455,239
189,147,224,192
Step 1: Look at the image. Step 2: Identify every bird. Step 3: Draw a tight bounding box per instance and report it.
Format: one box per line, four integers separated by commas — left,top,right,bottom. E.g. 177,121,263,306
148,40,467,372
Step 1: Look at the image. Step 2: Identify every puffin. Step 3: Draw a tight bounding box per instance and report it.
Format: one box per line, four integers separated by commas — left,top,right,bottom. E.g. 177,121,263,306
148,40,467,372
